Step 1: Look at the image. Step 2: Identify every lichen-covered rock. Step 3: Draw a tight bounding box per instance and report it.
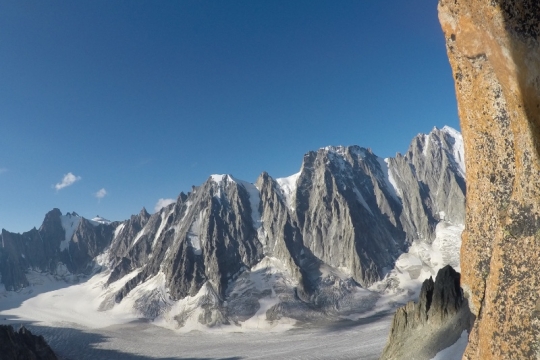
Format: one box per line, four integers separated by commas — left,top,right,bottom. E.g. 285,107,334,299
438,0,540,357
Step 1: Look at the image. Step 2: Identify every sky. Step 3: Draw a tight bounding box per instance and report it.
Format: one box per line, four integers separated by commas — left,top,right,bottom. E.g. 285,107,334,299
0,0,459,233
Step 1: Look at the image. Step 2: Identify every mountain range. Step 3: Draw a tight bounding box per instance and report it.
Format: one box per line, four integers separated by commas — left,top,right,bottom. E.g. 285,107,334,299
0,126,466,331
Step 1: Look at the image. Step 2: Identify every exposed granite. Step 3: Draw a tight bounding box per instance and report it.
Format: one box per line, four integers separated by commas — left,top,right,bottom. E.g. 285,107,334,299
438,0,540,357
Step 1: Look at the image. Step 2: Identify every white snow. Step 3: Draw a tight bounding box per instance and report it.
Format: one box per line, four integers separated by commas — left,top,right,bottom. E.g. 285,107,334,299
378,157,400,200
59,213,81,251
231,257,297,332
423,133,431,156
131,224,148,247
18,314,392,360
442,125,466,176
187,211,203,255
113,223,125,239
237,179,263,235
323,145,348,156
431,330,469,360
90,216,111,225
210,174,235,200
152,208,172,250
0,269,143,329
371,221,464,305
210,174,233,184
276,172,300,210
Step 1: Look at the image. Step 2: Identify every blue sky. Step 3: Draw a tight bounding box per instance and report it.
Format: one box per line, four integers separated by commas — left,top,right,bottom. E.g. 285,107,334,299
1,0,458,233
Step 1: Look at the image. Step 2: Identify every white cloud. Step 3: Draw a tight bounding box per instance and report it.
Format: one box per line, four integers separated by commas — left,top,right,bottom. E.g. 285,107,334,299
0,168,7,174
55,172,81,190
154,198,175,212
95,188,107,199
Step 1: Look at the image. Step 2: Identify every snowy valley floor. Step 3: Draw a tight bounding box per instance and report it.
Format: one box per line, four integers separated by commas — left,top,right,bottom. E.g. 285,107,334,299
1,315,393,360
0,221,465,359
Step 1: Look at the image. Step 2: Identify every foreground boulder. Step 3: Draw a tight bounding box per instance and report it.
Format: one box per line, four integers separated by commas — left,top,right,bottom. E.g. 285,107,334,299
0,325,57,360
438,0,540,357
380,265,473,359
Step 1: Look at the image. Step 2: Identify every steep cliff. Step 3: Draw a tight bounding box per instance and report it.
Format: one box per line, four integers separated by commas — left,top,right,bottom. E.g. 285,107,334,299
438,0,540,358
381,266,472,360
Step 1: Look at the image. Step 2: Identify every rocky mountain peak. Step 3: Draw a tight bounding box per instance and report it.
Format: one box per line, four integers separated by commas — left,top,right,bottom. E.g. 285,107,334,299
139,207,150,219
380,265,472,360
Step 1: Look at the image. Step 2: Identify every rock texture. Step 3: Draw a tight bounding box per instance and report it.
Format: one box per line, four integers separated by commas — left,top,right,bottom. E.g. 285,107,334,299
438,0,540,358
0,325,57,360
380,265,472,360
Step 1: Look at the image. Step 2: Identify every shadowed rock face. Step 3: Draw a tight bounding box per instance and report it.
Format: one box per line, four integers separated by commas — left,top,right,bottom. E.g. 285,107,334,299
380,265,473,360
0,209,114,291
438,0,540,357
0,325,57,360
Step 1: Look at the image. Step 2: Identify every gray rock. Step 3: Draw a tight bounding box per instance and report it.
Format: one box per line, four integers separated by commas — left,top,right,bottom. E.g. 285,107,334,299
380,265,473,360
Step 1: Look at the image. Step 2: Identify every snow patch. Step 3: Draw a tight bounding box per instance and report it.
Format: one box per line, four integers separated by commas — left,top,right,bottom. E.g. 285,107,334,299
276,172,300,210
114,223,126,239
423,134,430,156
131,225,148,247
442,126,466,176
431,330,469,360
210,174,236,201
90,216,111,225
59,213,81,251
323,145,348,157
210,174,234,184
237,179,263,236
371,221,464,305
154,282,224,333
152,208,172,250
378,157,400,200
187,211,203,255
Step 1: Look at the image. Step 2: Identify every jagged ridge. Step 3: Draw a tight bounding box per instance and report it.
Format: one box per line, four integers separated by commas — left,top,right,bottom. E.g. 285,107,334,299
0,126,466,329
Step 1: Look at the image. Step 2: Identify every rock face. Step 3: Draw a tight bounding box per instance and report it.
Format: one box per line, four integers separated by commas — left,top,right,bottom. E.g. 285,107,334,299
0,325,57,360
438,0,540,358
0,127,466,328
0,210,114,291
380,265,472,360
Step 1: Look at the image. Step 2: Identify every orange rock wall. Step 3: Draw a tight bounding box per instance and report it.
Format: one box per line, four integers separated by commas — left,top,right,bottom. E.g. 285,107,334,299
438,0,540,358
